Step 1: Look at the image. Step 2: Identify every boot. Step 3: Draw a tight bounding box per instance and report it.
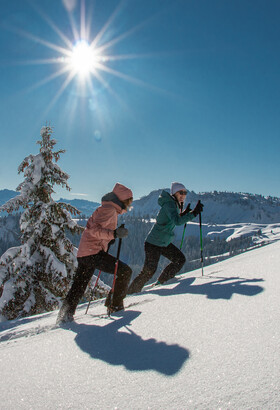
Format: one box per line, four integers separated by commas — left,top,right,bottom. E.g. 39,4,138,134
127,275,147,294
56,301,74,325
107,301,124,315
104,290,112,308
105,290,124,314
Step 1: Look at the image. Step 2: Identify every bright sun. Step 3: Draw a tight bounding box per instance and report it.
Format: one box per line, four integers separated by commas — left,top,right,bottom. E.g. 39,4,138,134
70,40,98,77
13,1,155,114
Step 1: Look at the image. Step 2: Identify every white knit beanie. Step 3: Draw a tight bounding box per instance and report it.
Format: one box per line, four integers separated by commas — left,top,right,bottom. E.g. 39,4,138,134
170,182,187,195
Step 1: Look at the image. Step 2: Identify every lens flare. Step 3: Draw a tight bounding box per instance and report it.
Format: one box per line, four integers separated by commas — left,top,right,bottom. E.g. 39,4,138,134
7,1,167,118
70,40,97,77
94,130,102,142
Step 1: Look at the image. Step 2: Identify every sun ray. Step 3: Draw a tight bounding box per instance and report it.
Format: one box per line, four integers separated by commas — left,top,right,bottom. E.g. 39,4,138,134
87,69,151,146
94,20,149,55
42,71,76,117
84,69,137,136
84,1,94,42
90,0,125,49
68,8,81,43
22,66,71,95
80,0,87,41
96,52,167,63
4,23,72,57
88,69,113,96
4,0,176,118
93,7,165,55
94,62,174,97
28,1,73,49
15,57,66,66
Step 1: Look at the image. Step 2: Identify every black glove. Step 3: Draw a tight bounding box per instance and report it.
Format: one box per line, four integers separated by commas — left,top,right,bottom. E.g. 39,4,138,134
192,201,204,217
181,203,191,216
108,239,116,247
114,226,128,238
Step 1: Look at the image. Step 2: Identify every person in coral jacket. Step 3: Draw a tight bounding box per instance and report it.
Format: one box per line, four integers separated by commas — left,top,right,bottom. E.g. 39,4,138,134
127,182,203,294
57,183,133,324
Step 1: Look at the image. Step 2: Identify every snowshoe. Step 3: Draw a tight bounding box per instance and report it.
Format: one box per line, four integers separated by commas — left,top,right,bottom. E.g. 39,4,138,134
105,291,124,315
107,303,124,315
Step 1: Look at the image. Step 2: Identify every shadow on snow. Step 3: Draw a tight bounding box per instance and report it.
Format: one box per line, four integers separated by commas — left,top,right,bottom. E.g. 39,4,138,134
148,275,265,300
67,310,189,376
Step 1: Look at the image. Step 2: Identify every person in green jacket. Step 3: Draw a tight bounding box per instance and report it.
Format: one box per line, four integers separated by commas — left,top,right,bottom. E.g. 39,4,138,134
127,182,204,294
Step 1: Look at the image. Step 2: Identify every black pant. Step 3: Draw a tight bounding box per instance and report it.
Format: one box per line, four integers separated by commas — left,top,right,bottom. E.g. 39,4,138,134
64,251,132,314
127,242,186,294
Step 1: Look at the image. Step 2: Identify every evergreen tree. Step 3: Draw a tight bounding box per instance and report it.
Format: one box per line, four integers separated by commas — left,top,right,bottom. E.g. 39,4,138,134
0,125,83,320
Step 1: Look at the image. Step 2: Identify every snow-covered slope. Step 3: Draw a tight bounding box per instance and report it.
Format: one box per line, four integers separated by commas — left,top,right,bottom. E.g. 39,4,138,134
1,241,279,409
175,220,280,244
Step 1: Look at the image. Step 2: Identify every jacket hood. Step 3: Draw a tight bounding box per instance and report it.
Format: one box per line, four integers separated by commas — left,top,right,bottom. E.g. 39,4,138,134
113,183,133,201
101,192,125,210
158,190,176,207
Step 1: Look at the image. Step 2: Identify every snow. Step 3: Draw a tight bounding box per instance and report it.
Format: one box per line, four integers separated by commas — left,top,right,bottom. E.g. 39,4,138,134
0,241,280,409
175,221,280,245
31,154,44,185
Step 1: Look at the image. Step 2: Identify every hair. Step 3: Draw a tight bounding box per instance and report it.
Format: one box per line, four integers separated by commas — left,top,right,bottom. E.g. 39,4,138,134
122,197,133,209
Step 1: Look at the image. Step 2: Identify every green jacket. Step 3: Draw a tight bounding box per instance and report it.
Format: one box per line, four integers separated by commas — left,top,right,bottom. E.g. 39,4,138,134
146,190,195,247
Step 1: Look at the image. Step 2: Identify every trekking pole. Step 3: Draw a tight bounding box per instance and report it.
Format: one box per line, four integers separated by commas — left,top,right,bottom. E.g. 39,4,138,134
85,269,102,315
180,224,187,250
85,241,113,315
179,202,187,250
198,201,204,276
108,224,125,316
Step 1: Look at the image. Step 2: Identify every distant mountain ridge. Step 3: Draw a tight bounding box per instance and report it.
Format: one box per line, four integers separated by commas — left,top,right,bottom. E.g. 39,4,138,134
1,188,280,224
0,190,99,217
128,189,280,224
0,189,19,204
57,198,100,216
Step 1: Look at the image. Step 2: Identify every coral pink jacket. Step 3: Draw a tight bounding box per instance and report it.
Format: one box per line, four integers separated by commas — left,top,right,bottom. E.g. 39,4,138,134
77,201,121,257
77,183,132,257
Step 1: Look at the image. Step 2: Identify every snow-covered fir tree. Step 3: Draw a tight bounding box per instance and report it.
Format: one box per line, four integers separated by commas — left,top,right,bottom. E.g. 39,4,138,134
0,125,84,320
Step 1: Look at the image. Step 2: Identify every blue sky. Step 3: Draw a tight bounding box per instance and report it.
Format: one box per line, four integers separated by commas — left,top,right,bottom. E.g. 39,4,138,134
0,0,279,202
